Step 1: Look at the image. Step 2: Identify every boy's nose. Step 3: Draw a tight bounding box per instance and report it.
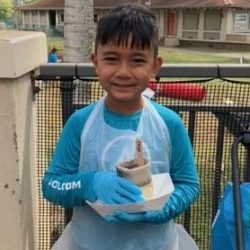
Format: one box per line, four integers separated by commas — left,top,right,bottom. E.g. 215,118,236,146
115,62,132,78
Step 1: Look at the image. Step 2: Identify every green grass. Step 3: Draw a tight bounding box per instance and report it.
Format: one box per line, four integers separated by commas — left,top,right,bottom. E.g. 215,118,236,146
47,38,241,64
159,48,239,64
47,37,64,58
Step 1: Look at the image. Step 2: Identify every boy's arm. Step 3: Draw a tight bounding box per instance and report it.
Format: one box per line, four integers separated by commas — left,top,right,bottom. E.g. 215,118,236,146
164,115,200,220
42,108,142,208
42,110,97,208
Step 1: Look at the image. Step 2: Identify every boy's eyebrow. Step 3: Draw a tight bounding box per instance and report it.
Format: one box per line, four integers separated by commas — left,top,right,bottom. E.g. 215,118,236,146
101,50,148,57
131,52,148,57
102,51,117,55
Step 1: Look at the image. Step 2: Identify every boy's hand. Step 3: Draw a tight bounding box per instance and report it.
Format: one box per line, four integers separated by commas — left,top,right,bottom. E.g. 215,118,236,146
93,172,144,204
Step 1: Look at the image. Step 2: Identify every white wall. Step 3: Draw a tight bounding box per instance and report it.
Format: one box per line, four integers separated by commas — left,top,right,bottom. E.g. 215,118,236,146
0,30,47,250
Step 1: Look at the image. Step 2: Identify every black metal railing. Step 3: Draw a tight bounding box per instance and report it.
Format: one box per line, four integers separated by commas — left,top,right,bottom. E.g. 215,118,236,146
34,64,250,250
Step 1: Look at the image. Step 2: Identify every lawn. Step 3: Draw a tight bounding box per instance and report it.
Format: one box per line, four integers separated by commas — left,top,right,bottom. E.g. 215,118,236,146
159,47,239,64
47,38,241,64
47,37,64,59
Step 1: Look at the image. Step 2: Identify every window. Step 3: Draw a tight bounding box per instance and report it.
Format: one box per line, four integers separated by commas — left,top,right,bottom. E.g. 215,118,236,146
183,10,199,30
61,13,64,22
40,11,46,24
233,12,249,32
24,12,30,24
31,11,38,24
94,13,98,23
204,10,221,31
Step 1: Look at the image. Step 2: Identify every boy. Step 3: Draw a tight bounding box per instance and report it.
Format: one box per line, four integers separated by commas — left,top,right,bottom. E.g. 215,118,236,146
48,47,59,63
43,3,200,249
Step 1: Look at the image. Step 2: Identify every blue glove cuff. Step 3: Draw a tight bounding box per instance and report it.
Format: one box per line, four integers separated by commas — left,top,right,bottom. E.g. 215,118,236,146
82,170,98,202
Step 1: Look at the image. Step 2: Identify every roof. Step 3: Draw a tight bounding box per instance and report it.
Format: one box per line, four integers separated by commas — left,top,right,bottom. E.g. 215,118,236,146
154,0,250,8
19,0,250,10
20,0,64,10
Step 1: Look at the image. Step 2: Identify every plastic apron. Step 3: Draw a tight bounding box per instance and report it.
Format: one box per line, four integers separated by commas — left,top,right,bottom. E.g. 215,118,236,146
52,97,198,250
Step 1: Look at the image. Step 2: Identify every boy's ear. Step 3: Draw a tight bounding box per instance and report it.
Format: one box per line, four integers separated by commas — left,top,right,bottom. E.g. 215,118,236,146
91,53,97,66
151,56,163,78
91,53,99,76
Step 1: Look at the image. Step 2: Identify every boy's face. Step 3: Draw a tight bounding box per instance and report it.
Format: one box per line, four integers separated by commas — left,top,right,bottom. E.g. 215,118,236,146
91,41,162,113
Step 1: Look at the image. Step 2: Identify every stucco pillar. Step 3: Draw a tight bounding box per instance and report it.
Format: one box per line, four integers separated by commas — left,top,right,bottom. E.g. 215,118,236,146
0,30,47,250
220,9,227,41
198,9,204,40
226,9,233,33
177,9,183,38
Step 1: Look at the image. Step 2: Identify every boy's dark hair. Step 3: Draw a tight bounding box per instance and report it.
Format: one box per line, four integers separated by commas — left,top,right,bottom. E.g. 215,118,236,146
95,3,159,57
51,47,57,53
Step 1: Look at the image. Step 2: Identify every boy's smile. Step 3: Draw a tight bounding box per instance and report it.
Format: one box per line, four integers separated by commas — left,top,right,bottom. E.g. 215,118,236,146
91,42,162,114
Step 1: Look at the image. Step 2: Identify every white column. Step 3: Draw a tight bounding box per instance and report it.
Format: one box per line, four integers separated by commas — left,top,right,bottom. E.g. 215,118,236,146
0,30,47,250
29,11,32,29
177,9,183,38
226,9,233,33
220,9,227,41
198,9,204,40
38,11,41,27
158,9,164,39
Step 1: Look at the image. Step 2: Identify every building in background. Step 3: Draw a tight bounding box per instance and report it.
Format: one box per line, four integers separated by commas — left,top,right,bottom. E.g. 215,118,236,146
18,0,250,49
18,0,64,36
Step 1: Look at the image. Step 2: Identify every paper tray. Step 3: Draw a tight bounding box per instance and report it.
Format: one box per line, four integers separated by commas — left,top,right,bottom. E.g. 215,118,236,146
86,173,174,217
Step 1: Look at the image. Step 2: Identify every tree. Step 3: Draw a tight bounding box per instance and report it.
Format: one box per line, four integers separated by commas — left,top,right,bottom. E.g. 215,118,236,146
0,0,13,21
62,0,94,122
64,0,94,63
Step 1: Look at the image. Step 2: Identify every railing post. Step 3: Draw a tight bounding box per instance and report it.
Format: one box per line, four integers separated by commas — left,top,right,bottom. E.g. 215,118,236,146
60,80,75,126
212,116,225,220
246,150,250,182
184,111,196,233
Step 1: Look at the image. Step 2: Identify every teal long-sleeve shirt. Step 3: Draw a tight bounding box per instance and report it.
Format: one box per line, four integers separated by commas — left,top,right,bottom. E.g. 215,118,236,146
42,100,200,220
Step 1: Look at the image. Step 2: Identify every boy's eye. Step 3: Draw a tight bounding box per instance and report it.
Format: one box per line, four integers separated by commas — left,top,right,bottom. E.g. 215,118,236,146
103,56,117,62
133,58,146,64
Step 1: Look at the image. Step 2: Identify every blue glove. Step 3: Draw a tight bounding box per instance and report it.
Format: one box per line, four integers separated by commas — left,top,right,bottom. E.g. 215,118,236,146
93,171,144,204
105,208,171,224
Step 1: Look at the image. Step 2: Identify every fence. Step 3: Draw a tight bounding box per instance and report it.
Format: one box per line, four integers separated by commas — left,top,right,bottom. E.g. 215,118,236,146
34,64,250,250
